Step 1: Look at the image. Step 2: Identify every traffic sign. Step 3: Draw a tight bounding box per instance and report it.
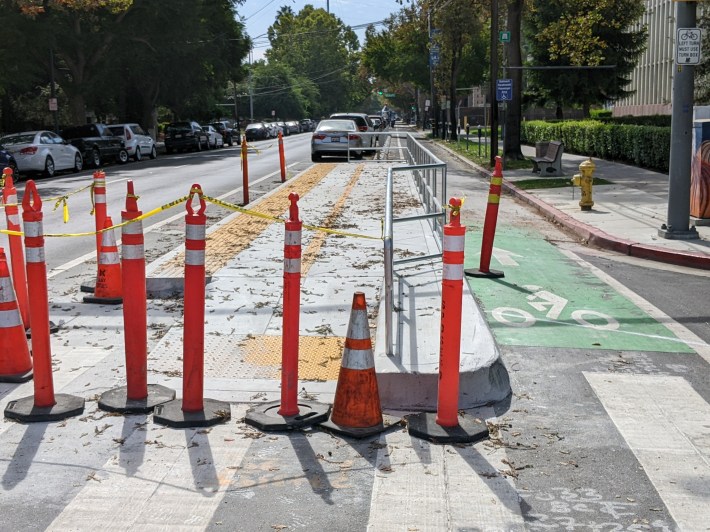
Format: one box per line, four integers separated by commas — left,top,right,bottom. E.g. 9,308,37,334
675,27,702,65
499,31,511,43
496,79,513,101
430,44,440,66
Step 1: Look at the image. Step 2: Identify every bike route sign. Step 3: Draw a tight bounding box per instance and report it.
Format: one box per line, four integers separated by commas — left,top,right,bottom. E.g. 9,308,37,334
675,27,702,65
464,226,692,353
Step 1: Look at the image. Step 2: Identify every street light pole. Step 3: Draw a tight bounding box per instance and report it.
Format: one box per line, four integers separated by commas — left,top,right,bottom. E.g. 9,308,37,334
659,0,699,240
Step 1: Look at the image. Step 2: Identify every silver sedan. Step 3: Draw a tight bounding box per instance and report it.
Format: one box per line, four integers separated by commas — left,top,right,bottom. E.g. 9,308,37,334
310,119,364,162
0,130,83,177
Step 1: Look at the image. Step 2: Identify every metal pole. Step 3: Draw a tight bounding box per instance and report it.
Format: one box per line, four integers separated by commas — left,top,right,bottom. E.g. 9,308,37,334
49,49,58,134
489,0,499,166
428,10,438,138
660,1,699,240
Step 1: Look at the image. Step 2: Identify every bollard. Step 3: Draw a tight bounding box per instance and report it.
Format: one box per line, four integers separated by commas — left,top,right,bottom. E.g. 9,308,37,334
153,184,230,428
244,193,330,431
406,198,489,444
241,137,249,205
4,180,85,422
0,247,33,383
571,158,595,211
81,170,108,293
278,131,287,182
98,181,175,413
2,167,30,329
465,156,505,279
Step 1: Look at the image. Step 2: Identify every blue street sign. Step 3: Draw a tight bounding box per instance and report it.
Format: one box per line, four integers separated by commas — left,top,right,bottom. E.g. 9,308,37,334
430,45,440,66
496,78,513,101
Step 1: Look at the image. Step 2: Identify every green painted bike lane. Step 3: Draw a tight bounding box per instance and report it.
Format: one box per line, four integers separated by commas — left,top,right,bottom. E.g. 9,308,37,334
464,226,692,353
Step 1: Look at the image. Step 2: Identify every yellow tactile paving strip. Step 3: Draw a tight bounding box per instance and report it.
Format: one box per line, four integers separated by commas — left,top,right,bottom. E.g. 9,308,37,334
242,335,345,381
155,162,341,277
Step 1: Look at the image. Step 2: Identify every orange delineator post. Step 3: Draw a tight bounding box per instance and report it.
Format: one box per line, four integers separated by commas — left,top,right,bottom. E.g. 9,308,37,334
279,193,302,417
182,184,207,413
2,168,30,329
241,138,249,205
278,131,286,182
436,198,466,428
466,156,504,278
121,181,148,399
92,170,108,264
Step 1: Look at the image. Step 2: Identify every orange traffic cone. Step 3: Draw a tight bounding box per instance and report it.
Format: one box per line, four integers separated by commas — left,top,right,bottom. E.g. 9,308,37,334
0,247,32,382
319,292,401,438
84,216,122,304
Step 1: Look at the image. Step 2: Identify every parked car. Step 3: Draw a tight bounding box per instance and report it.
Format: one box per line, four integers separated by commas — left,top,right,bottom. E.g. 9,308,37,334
107,123,156,161
330,112,376,151
0,130,83,177
311,119,363,162
245,122,270,142
210,121,235,146
164,121,210,153
285,121,301,135
299,119,315,132
61,123,127,167
0,143,18,176
263,122,280,138
368,115,384,131
202,125,224,149
275,121,287,136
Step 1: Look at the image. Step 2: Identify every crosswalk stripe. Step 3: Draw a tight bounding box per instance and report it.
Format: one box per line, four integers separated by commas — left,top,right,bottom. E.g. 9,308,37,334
47,405,251,531
367,410,525,531
585,372,710,532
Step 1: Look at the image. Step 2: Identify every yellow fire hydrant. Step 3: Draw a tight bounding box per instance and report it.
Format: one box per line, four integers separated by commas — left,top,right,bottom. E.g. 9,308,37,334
571,158,595,211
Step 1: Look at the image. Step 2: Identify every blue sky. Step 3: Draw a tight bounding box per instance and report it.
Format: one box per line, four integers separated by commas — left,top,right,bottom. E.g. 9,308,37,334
237,0,405,60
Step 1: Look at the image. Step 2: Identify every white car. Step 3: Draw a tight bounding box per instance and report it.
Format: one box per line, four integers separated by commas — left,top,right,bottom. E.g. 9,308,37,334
202,125,224,149
107,123,157,161
0,130,83,177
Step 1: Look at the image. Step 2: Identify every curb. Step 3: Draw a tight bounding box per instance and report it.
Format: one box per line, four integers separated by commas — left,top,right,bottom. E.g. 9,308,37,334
434,140,710,271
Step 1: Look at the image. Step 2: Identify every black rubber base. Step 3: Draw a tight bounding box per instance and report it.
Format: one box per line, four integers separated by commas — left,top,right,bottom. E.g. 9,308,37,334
25,320,60,338
319,413,403,439
464,268,505,279
80,280,94,293
406,412,489,444
0,368,33,383
4,393,85,423
244,400,330,431
153,398,231,428
98,384,176,414
83,294,123,305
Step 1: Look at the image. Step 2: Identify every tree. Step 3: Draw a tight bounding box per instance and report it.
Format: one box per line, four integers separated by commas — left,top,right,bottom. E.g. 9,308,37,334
248,61,318,120
525,0,646,118
265,5,361,117
696,3,710,104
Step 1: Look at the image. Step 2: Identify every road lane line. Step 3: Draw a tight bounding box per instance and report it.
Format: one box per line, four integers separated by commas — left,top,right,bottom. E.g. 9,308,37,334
585,372,710,531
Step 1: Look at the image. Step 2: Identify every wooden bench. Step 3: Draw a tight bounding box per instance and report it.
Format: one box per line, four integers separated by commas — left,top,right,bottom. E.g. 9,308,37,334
530,140,564,176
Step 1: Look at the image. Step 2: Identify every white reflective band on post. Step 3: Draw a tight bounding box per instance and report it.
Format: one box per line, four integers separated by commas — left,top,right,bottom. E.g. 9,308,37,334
122,244,144,260
185,249,205,266
285,230,301,246
101,232,117,247
8,214,20,226
284,258,301,274
122,222,143,235
186,224,206,241
341,348,375,370
26,247,45,263
443,263,464,280
7,194,17,204
100,251,120,264
94,178,106,186
23,221,43,238
444,234,465,252
0,277,16,303
0,309,22,328
94,193,106,203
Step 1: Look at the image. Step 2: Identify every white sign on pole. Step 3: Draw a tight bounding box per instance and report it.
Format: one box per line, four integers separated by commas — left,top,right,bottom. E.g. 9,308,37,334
48,98,58,111
675,28,702,65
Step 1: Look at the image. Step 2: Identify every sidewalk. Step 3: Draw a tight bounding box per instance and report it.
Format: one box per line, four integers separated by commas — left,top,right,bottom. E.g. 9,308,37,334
436,135,710,270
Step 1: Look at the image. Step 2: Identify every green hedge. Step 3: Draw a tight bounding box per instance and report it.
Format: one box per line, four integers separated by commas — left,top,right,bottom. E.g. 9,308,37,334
520,120,670,172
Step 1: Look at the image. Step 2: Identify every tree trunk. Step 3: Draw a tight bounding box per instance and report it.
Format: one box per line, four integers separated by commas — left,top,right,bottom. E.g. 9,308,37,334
503,0,525,160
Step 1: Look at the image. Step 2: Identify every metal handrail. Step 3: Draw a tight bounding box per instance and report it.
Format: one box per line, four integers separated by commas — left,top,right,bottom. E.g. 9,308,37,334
383,133,447,357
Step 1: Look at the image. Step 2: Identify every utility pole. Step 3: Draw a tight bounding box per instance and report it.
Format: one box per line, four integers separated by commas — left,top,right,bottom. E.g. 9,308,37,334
659,1,698,240
428,9,438,138
489,0,499,167
326,0,329,13
49,49,59,134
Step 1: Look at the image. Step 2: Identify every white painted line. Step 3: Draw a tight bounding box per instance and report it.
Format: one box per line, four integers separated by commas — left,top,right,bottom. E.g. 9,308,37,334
47,405,251,531
586,372,710,532
367,411,524,531
558,247,710,363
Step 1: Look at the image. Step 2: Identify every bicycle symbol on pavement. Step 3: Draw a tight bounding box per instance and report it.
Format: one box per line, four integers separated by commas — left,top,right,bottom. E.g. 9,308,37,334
491,285,619,330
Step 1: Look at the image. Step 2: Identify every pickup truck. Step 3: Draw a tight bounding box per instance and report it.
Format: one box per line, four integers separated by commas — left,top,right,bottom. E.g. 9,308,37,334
61,123,128,167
